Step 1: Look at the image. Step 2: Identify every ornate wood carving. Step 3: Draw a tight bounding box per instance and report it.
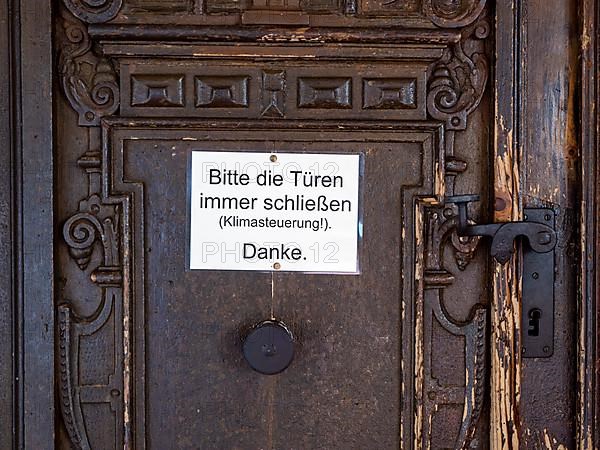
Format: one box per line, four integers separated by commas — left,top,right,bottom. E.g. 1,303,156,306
119,0,485,28
56,0,130,428
297,77,352,109
360,0,420,14
58,9,120,126
59,150,126,448
131,75,185,107
205,0,343,13
63,153,121,281
195,0,485,27
58,306,91,450
118,58,429,121
427,17,489,130
64,0,123,23
424,0,486,28
56,0,491,447
195,76,250,108
261,70,286,117
362,78,417,110
424,208,481,286
126,0,190,13
415,202,486,448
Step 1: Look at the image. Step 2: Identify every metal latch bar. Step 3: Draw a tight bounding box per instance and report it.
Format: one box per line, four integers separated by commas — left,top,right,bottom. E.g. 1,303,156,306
445,196,557,358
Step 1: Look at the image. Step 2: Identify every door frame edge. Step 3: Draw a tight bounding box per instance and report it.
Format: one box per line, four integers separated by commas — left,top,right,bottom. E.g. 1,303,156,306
580,0,599,447
9,0,56,448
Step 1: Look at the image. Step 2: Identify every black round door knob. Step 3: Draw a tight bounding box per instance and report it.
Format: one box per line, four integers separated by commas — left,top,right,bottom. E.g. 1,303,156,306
242,320,294,375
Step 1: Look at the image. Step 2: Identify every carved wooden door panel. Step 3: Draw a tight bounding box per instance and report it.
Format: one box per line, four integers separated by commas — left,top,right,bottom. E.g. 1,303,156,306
54,1,517,448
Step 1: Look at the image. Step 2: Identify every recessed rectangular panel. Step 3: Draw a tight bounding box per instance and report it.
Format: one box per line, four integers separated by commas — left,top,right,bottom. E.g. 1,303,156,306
131,75,185,107
206,0,245,12
116,124,440,449
303,0,341,11
195,76,250,108
360,0,421,14
297,77,353,109
363,78,417,109
124,0,191,13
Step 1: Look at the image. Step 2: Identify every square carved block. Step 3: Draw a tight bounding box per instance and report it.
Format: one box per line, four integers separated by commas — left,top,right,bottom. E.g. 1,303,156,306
124,0,191,13
206,0,247,12
361,0,421,14
302,0,340,11
298,77,352,109
195,76,250,108
362,78,417,110
252,0,301,8
130,75,185,108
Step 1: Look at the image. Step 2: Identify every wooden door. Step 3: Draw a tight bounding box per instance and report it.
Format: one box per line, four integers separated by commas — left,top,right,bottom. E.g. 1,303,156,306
3,0,583,448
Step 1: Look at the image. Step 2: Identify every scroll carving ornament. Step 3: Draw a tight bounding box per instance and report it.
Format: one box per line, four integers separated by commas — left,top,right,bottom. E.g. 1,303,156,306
424,0,487,28
58,7,120,126
63,0,123,23
427,17,489,130
419,13,489,433
63,195,120,278
59,149,124,449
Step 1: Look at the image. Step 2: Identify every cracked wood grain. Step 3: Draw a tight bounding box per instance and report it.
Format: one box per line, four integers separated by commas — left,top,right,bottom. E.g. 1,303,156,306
491,3,523,449
579,0,598,447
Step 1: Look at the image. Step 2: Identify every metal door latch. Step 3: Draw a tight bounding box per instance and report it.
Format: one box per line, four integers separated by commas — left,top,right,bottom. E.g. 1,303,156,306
446,195,557,358
447,195,556,264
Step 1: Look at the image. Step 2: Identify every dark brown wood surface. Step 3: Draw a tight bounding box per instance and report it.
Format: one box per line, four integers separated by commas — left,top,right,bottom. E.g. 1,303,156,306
53,2,493,447
122,125,438,449
491,2,580,447
580,0,599,446
1,0,598,448
1,0,55,448
20,0,55,445
520,0,579,445
0,0,15,447
528,0,578,444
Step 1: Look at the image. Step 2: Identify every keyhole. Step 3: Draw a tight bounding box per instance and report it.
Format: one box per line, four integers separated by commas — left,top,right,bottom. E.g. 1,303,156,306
528,308,542,336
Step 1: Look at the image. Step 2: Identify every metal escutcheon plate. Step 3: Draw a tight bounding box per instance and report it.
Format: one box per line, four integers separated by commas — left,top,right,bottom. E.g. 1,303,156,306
243,320,294,375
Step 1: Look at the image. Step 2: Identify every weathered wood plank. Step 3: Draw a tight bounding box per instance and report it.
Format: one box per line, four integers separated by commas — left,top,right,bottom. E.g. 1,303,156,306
19,0,55,447
493,1,579,448
0,0,15,447
579,0,598,447
519,0,578,447
492,2,522,448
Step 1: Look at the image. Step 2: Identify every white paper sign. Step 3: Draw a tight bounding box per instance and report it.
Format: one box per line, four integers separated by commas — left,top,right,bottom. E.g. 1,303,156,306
189,151,361,273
